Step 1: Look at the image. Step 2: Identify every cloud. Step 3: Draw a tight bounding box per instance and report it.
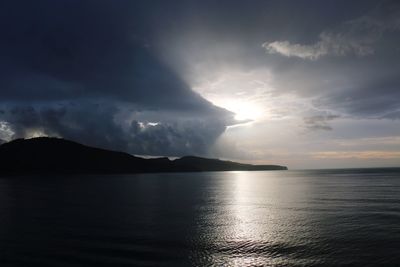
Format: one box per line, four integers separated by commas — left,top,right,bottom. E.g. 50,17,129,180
332,136,400,147
263,10,400,60
312,150,400,160
127,119,227,156
262,4,400,123
312,73,400,119
303,114,340,131
263,31,374,60
0,103,231,157
384,110,400,119
0,0,234,156
0,121,13,142
264,40,327,60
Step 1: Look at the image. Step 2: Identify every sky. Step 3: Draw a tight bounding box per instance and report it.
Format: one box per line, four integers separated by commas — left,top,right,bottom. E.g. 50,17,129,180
0,0,399,169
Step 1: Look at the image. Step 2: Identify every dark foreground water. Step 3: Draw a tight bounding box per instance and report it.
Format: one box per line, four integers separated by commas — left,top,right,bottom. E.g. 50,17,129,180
0,169,400,266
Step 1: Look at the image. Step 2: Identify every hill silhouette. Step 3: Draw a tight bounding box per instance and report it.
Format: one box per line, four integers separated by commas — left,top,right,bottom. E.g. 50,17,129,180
0,137,287,174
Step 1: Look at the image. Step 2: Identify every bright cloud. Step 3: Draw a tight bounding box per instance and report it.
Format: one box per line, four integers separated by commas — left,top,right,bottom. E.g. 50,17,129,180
263,15,399,60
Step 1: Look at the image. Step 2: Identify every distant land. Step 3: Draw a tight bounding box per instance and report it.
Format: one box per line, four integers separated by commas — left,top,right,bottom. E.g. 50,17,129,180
0,137,287,175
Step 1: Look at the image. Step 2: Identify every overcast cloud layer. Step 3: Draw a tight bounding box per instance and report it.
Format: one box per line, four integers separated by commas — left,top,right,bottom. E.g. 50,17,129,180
0,0,399,167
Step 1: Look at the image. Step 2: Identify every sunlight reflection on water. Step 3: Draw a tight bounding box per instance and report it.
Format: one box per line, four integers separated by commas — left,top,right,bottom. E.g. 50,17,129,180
0,169,400,266
192,171,321,266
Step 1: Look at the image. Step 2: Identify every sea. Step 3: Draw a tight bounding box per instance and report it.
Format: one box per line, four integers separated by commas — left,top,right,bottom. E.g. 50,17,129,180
0,168,399,266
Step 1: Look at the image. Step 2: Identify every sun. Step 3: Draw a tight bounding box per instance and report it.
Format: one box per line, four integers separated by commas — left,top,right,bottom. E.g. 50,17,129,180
212,98,263,122
232,102,263,121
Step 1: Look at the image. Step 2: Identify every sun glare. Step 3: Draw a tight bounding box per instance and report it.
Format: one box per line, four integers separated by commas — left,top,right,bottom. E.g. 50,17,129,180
233,102,263,121
213,98,263,122
191,71,269,123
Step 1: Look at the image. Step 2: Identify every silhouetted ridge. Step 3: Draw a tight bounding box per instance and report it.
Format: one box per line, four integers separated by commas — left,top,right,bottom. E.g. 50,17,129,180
173,156,286,171
0,137,287,175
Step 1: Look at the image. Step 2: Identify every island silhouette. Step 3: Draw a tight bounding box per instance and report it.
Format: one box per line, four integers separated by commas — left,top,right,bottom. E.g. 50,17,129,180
0,137,287,175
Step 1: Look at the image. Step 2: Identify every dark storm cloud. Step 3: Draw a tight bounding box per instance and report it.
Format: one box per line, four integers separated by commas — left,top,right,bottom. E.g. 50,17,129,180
0,0,218,110
2,103,225,156
3,104,127,151
0,0,234,156
127,119,227,156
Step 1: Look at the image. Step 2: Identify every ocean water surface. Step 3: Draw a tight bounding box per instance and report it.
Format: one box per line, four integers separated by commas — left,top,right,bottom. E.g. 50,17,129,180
0,169,399,266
